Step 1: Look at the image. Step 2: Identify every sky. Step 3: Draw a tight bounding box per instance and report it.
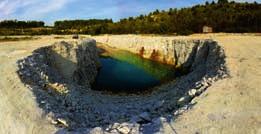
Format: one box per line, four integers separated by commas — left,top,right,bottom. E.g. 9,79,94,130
0,0,260,25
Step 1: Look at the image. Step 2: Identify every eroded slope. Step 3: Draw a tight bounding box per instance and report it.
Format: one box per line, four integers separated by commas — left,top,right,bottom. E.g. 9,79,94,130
15,36,227,133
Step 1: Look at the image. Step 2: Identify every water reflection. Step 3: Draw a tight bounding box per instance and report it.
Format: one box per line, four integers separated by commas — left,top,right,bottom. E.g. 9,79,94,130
92,47,176,93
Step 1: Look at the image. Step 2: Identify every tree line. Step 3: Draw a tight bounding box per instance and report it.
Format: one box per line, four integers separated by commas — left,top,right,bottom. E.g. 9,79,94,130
0,20,44,29
54,19,113,35
0,0,261,35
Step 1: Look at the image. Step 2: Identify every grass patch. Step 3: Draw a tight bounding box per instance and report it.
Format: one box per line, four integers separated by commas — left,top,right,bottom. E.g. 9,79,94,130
0,36,39,42
54,36,67,39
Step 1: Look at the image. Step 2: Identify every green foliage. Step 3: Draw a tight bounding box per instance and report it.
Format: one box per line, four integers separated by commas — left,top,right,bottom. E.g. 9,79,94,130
54,19,112,29
53,1,261,35
218,0,229,4
0,28,53,35
1,1,261,35
0,36,37,42
0,20,44,28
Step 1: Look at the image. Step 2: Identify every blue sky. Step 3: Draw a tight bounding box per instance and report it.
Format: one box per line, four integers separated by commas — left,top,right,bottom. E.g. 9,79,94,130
0,0,260,25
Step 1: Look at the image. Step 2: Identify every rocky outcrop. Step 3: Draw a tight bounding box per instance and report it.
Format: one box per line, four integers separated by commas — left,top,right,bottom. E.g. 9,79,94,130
16,36,228,134
94,35,212,70
17,39,100,94
45,39,100,85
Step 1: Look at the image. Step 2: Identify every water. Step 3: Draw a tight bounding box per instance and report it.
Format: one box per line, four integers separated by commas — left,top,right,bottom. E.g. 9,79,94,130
92,48,176,93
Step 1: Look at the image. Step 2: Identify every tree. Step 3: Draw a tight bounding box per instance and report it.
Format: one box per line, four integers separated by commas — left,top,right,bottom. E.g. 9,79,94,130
1,1,261,35
153,9,160,15
218,0,228,4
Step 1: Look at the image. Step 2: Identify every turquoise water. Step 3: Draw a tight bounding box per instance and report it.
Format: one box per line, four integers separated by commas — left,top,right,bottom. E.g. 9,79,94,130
92,49,176,93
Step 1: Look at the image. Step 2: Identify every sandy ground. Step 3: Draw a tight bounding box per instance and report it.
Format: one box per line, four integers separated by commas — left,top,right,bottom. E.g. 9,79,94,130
170,35,261,134
0,34,260,134
0,36,74,134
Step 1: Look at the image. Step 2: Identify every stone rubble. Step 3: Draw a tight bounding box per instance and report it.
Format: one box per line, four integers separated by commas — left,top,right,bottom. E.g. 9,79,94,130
16,38,228,134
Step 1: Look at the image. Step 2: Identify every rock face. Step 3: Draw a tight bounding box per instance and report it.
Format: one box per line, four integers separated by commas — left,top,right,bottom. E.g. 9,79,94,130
16,36,228,134
94,35,213,70
45,39,100,85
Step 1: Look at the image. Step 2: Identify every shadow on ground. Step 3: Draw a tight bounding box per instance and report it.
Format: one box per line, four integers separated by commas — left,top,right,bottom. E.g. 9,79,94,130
16,40,228,133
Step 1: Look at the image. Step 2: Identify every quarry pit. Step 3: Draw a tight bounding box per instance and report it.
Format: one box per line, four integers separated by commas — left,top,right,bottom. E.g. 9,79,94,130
16,35,227,133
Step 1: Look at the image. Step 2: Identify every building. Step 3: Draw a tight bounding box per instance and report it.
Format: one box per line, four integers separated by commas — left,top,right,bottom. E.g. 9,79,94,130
203,26,213,33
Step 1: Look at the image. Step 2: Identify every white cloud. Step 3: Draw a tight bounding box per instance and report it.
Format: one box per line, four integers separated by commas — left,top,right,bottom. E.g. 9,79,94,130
0,0,20,16
0,0,73,19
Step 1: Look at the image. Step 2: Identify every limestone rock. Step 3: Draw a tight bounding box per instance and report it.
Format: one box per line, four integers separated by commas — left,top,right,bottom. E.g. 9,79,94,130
178,96,191,106
116,126,130,134
45,39,100,86
57,118,69,127
94,35,216,71
15,35,227,133
89,127,104,134
188,89,197,97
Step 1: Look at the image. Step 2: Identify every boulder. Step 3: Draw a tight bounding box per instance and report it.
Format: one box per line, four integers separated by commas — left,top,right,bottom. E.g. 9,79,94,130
188,89,197,97
116,126,130,134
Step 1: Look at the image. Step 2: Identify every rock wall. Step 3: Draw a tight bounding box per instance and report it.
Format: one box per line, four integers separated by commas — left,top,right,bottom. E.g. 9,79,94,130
94,35,215,70
16,36,227,133
44,39,100,85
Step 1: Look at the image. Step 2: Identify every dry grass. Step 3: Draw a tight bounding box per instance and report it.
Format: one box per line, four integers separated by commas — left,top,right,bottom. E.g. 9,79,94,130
0,36,39,42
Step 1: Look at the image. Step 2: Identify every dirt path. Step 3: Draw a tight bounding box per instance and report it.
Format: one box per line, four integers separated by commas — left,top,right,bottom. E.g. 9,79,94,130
0,34,260,134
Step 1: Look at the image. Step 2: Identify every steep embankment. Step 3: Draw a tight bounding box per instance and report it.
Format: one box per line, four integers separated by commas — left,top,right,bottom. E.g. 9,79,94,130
94,35,210,67
43,39,100,85
170,35,261,134
15,35,226,133
17,39,100,93
7,35,227,133
0,34,260,134
94,35,224,72
0,36,71,134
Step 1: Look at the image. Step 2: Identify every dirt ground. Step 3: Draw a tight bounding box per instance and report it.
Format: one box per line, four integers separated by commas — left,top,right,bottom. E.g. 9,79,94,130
171,34,261,134
0,34,260,134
